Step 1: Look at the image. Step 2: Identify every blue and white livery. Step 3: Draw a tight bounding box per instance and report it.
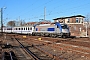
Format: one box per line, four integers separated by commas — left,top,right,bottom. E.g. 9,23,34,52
32,22,70,38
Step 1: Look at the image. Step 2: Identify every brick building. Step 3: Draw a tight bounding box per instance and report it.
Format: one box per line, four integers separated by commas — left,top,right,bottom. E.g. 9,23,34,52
53,15,90,37
53,15,85,24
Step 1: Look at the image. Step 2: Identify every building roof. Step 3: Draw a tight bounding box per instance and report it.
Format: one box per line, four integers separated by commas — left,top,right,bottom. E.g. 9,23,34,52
70,15,85,18
53,15,85,20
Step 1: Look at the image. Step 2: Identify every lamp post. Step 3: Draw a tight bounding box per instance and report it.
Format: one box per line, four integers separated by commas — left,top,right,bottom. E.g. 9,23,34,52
86,22,88,37
0,8,3,33
0,7,6,34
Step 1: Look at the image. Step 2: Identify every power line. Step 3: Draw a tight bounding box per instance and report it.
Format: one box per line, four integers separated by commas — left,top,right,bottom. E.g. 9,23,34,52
20,0,53,16
45,2,90,17
7,1,90,22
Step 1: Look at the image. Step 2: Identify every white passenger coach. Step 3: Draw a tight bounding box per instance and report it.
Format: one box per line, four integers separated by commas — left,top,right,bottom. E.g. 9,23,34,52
3,26,34,34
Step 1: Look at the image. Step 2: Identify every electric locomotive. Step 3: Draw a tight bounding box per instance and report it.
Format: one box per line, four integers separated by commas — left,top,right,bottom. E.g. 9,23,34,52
32,22,70,38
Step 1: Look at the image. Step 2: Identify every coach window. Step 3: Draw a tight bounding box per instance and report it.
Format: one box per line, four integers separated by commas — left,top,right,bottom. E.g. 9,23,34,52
30,28,32,30
28,27,29,30
76,18,79,23
16,28,17,30
21,28,23,30
17,28,18,30
24,28,25,30
26,27,27,30
19,28,20,30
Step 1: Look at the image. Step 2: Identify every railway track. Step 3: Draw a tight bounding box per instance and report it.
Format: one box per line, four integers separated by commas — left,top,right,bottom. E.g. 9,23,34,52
2,51,17,60
35,37,90,56
1,34,54,60
1,34,90,60
22,35,90,60
14,37,54,60
15,38,40,60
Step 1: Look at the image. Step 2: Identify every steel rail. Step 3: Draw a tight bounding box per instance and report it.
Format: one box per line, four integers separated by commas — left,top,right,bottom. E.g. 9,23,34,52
9,51,18,60
15,38,40,60
2,51,17,60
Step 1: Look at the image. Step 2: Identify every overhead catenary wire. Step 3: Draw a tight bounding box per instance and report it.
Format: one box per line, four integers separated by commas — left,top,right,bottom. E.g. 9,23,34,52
20,0,54,17
28,2,90,20
25,3,90,21
5,0,90,22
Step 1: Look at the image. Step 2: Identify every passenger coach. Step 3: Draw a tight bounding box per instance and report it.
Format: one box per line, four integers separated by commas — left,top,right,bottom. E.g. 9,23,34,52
3,26,34,35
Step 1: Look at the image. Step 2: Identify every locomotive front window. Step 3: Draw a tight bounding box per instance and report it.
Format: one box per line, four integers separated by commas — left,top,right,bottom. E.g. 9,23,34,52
61,25,68,29
57,25,59,28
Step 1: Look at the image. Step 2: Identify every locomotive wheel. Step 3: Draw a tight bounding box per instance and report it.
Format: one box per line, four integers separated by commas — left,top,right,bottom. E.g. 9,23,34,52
41,33,44,37
50,34,56,38
62,36,66,38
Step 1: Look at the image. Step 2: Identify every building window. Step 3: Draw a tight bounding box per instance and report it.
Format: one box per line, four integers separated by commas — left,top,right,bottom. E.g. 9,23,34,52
74,26,76,30
81,19,83,23
76,18,78,23
79,18,83,23
68,18,70,23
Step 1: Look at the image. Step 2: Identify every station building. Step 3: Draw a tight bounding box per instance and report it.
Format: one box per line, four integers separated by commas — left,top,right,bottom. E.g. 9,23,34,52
53,15,90,37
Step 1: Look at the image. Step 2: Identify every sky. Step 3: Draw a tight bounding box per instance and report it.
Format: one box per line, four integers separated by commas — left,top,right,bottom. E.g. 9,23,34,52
0,0,90,25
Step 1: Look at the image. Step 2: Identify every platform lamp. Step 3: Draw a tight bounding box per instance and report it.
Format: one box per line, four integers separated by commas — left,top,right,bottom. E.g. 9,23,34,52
85,22,88,37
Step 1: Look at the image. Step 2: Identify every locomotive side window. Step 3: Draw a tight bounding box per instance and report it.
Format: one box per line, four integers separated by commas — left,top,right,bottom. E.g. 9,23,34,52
61,24,68,29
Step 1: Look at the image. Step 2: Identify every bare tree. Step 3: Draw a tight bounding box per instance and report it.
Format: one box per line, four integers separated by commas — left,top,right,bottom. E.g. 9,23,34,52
85,13,90,22
20,20,26,26
85,13,90,28
7,21,15,27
